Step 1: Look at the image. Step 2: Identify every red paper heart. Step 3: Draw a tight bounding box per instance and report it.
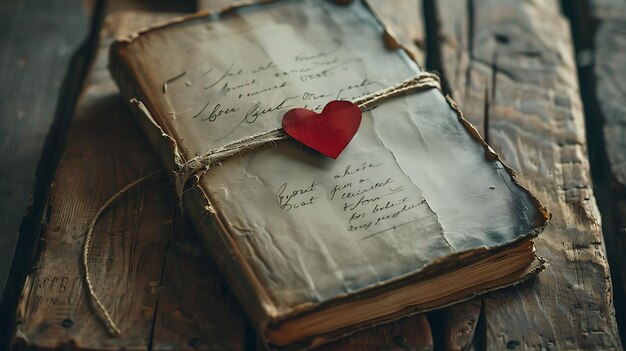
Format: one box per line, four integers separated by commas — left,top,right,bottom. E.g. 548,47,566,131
282,100,362,159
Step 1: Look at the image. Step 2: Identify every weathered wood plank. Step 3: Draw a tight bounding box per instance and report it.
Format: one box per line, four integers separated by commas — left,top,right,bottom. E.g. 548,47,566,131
0,0,88,339
566,0,626,345
446,298,481,351
435,0,622,349
323,314,433,351
589,0,626,269
12,7,247,350
150,214,250,351
12,11,174,350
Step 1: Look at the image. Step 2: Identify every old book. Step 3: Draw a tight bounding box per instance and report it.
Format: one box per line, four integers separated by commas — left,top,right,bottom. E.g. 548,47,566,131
109,1,549,349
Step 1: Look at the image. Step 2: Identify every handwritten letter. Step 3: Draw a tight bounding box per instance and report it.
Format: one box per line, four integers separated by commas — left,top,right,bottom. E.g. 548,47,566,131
274,151,435,240
162,24,384,149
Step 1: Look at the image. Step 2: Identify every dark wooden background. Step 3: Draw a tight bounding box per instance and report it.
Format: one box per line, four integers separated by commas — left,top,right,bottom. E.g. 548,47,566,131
1,0,625,350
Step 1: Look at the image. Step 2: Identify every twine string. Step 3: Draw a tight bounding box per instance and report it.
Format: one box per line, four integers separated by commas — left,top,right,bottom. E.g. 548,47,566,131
84,71,441,336
174,72,441,200
83,169,163,336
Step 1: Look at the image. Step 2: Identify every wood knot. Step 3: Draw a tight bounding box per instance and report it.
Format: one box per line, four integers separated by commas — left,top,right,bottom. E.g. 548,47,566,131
61,318,74,328
506,340,520,349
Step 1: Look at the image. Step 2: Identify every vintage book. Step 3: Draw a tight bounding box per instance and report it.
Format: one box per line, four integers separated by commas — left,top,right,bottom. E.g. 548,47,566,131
109,1,549,349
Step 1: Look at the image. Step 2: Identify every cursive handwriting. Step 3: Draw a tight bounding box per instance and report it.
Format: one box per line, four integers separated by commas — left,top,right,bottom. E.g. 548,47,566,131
216,96,298,141
204,63,244,90
336,79,376,100
276,181,321,211
223,79,257,94
242,81,288,99
333,161,382,180
184,42,382,148
294,40,341,62
273,157,429,239
193,102,240,122
245,96,298,123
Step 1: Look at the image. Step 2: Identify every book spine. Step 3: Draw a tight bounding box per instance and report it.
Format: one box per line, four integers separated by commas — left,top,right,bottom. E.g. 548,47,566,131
108,41,276,339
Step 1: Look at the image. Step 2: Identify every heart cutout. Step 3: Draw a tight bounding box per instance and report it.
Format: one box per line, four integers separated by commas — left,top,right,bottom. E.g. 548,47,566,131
282,100,362,159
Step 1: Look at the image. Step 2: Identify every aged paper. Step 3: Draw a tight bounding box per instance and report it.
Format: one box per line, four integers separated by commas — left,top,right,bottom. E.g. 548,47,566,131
139,3,420,155
122,0,543,311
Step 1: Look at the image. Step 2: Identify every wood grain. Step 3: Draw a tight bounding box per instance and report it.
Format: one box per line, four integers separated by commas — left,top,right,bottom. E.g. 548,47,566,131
435,0,622,349
12,11,174,350
589,0,626,264
0,0,88,335
323,314,433,351
571,0,626,345
12,9,248,351
150,213,251,351
446,298,481,351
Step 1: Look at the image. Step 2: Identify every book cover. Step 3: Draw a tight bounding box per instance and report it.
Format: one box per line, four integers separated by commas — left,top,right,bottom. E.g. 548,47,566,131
109,1,549,349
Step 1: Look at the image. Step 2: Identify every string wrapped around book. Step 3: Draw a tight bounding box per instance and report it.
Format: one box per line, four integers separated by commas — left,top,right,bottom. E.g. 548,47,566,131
173,72,442,202
84,71,444,336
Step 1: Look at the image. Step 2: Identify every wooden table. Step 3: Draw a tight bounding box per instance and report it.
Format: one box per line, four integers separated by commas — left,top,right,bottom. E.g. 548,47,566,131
1,0,625,350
